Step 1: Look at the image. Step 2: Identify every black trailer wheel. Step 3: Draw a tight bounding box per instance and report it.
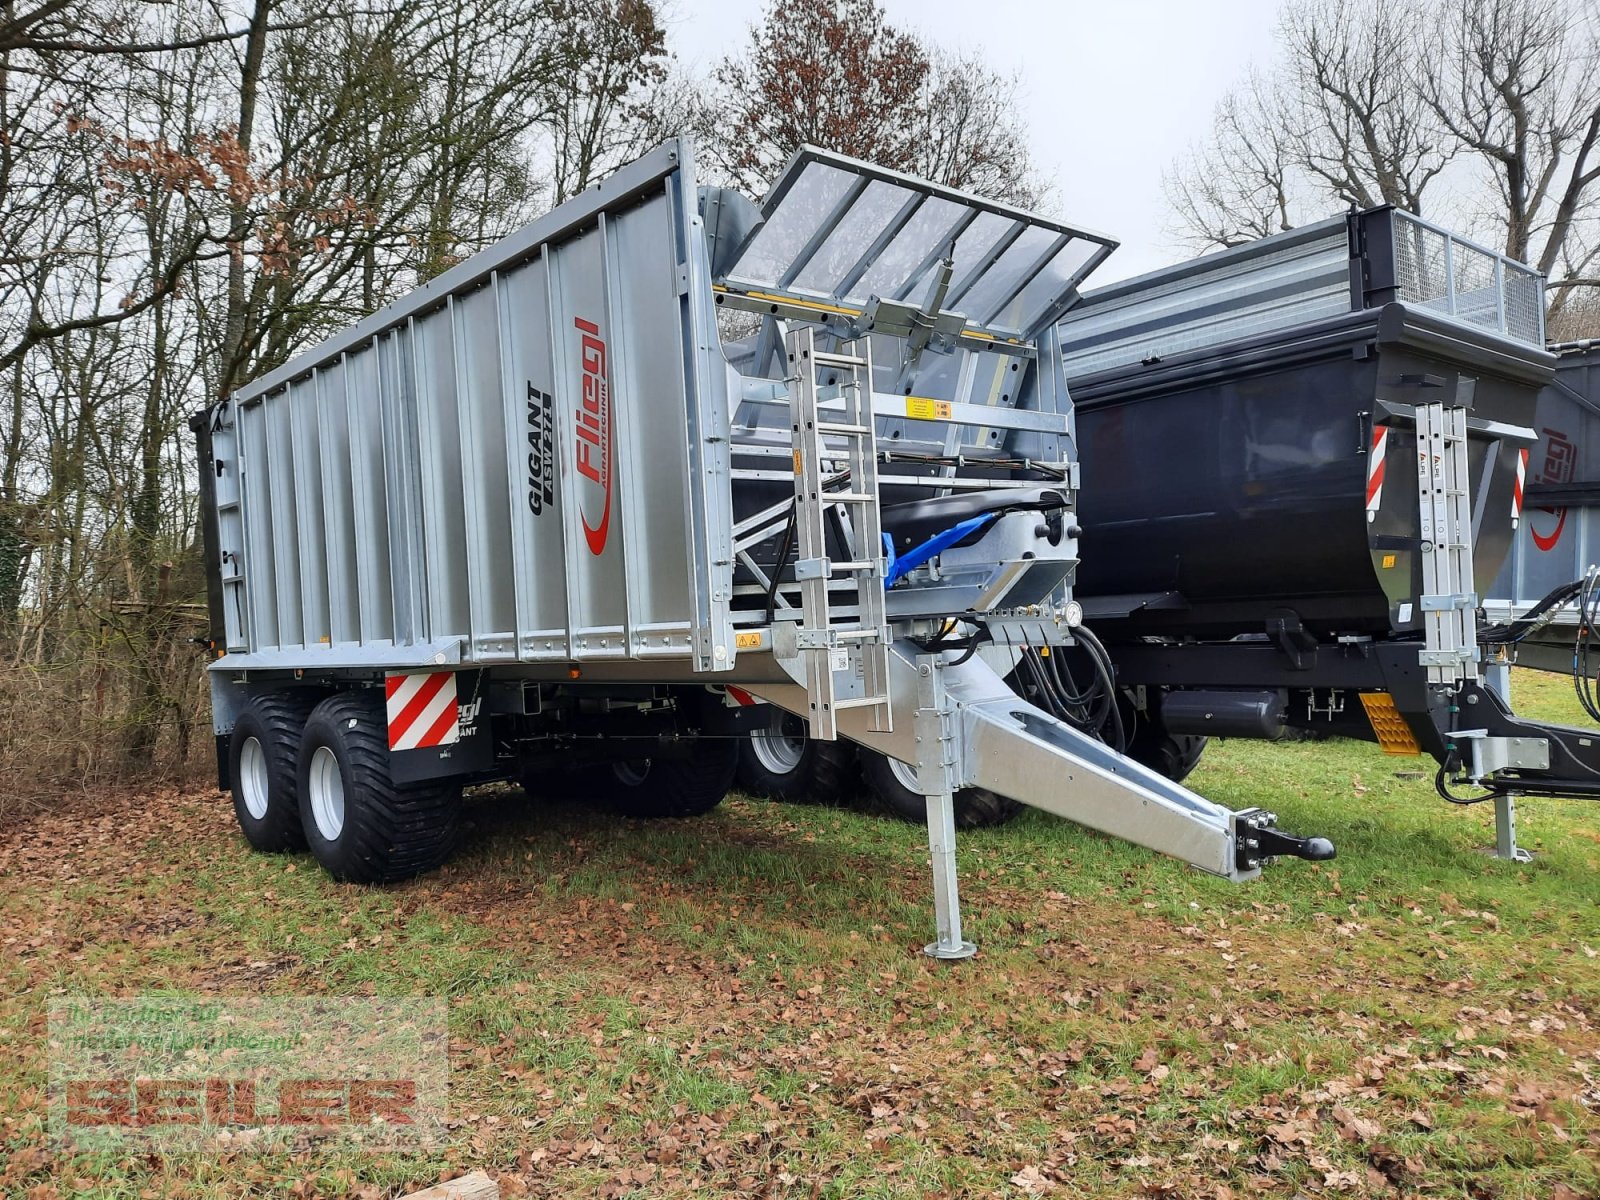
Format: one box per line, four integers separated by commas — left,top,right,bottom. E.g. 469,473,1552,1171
1126,728,1208,783
597,736,739,818
736,708,856,804
229,691,318,852
861,752,1022,829
296,691,459,884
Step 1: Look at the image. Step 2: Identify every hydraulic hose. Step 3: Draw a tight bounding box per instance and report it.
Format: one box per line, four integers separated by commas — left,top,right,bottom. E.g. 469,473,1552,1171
1014,624,1128,755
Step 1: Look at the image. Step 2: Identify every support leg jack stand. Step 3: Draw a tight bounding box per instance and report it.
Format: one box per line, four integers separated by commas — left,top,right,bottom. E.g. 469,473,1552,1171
915,652,975,959
924,788,976,960
1492,794,1534,863
1483,659,1532,863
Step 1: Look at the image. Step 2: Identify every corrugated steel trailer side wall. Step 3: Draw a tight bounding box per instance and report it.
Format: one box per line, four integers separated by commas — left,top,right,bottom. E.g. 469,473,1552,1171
213,140,735,674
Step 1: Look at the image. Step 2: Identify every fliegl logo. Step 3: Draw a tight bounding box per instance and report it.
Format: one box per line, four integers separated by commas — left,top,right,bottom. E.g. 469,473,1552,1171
1530,425,1576,552
573,316,612,556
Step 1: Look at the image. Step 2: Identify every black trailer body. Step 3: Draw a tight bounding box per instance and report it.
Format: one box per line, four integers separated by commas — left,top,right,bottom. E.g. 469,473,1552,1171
1060,207,1600,806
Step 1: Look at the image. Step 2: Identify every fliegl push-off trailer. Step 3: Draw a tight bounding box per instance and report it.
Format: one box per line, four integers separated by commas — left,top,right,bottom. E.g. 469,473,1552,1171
194,139,1332,957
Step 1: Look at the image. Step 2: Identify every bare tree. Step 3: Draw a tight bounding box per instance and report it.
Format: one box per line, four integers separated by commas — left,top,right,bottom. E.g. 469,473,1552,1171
1166,71,1301,249
544,0,668,204
912,47,1045,209
1167,0,1451,251
0,0,607,786
1421,0,1600,313
1283,0,1451,212
1171,0,1600,317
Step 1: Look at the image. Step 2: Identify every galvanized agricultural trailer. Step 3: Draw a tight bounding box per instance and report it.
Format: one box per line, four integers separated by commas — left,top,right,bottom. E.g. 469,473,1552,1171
194,139,1332,958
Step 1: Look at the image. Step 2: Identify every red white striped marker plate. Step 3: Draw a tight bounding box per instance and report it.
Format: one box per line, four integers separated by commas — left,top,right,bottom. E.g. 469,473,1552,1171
1512,447,1528,527
1365,426,1388,521
385,671,460,751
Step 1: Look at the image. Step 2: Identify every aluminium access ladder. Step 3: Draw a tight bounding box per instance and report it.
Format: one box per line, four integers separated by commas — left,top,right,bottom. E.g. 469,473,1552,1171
1416,393,1480,685
785,327,892,740
1415,390,1532,860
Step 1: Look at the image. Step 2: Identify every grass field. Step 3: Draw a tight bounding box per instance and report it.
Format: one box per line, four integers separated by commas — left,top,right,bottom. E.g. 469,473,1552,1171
2,669,1598,1198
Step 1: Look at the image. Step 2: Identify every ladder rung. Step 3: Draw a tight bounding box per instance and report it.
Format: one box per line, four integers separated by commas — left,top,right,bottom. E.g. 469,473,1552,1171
801,627,880,643
826,492,875,502
833,696,888,710
812,352,868,367
816,421,871,435
831,560,877,572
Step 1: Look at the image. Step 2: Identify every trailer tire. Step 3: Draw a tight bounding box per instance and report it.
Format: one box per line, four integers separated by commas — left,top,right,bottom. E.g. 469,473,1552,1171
861,752,1022,829
296,691,460,884
597,736,739,818
1127,729,1208,783
736,709,855,804
229,691,318,852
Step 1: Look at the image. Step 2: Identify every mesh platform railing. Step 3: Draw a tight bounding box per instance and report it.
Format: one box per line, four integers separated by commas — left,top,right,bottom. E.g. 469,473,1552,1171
1390,211,1545,348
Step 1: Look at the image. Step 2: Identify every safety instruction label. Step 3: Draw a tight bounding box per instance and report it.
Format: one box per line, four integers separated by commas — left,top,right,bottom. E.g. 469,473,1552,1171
905,397,952,421
735,630,763,650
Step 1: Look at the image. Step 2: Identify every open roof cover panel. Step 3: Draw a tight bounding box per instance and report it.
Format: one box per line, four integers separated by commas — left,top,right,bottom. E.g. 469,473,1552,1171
714,146,1117,346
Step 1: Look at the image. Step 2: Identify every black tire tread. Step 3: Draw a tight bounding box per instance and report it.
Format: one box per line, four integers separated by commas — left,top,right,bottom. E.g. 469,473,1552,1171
604,737,739,818
799,738,855,806
1127,726,1208,784
230,690,320,852
860,752,1022,829
299,691,459,884
737,728,856,805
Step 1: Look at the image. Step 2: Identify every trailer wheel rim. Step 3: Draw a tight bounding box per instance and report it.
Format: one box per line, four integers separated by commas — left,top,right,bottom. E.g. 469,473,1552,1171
308,745,346,841
886,755,921,794
239,736,269,820
614,760,651,787
750,712,806,775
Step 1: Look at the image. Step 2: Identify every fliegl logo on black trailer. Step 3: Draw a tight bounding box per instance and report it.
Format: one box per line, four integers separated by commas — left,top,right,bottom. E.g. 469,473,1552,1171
573,316,613,555
525,382,554,516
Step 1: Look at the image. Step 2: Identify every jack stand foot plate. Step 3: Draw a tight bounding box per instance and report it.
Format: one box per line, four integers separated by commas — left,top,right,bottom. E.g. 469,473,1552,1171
1478,845,1534,863
924,940,977,961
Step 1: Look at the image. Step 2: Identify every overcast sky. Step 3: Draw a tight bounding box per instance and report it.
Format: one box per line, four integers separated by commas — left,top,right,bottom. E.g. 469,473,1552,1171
663,0,1286,284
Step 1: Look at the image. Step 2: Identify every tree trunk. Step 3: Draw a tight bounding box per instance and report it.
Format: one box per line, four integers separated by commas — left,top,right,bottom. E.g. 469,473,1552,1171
219,0,272,398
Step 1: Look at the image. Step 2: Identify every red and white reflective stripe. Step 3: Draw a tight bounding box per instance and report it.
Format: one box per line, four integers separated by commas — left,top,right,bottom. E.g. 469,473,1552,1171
385,671,460,751
1512,447,1528,526
724,685,758,707
1365,426,1388,520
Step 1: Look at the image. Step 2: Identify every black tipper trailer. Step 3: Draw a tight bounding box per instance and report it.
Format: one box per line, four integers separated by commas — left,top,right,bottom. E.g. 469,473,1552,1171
1062,206,1600,819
